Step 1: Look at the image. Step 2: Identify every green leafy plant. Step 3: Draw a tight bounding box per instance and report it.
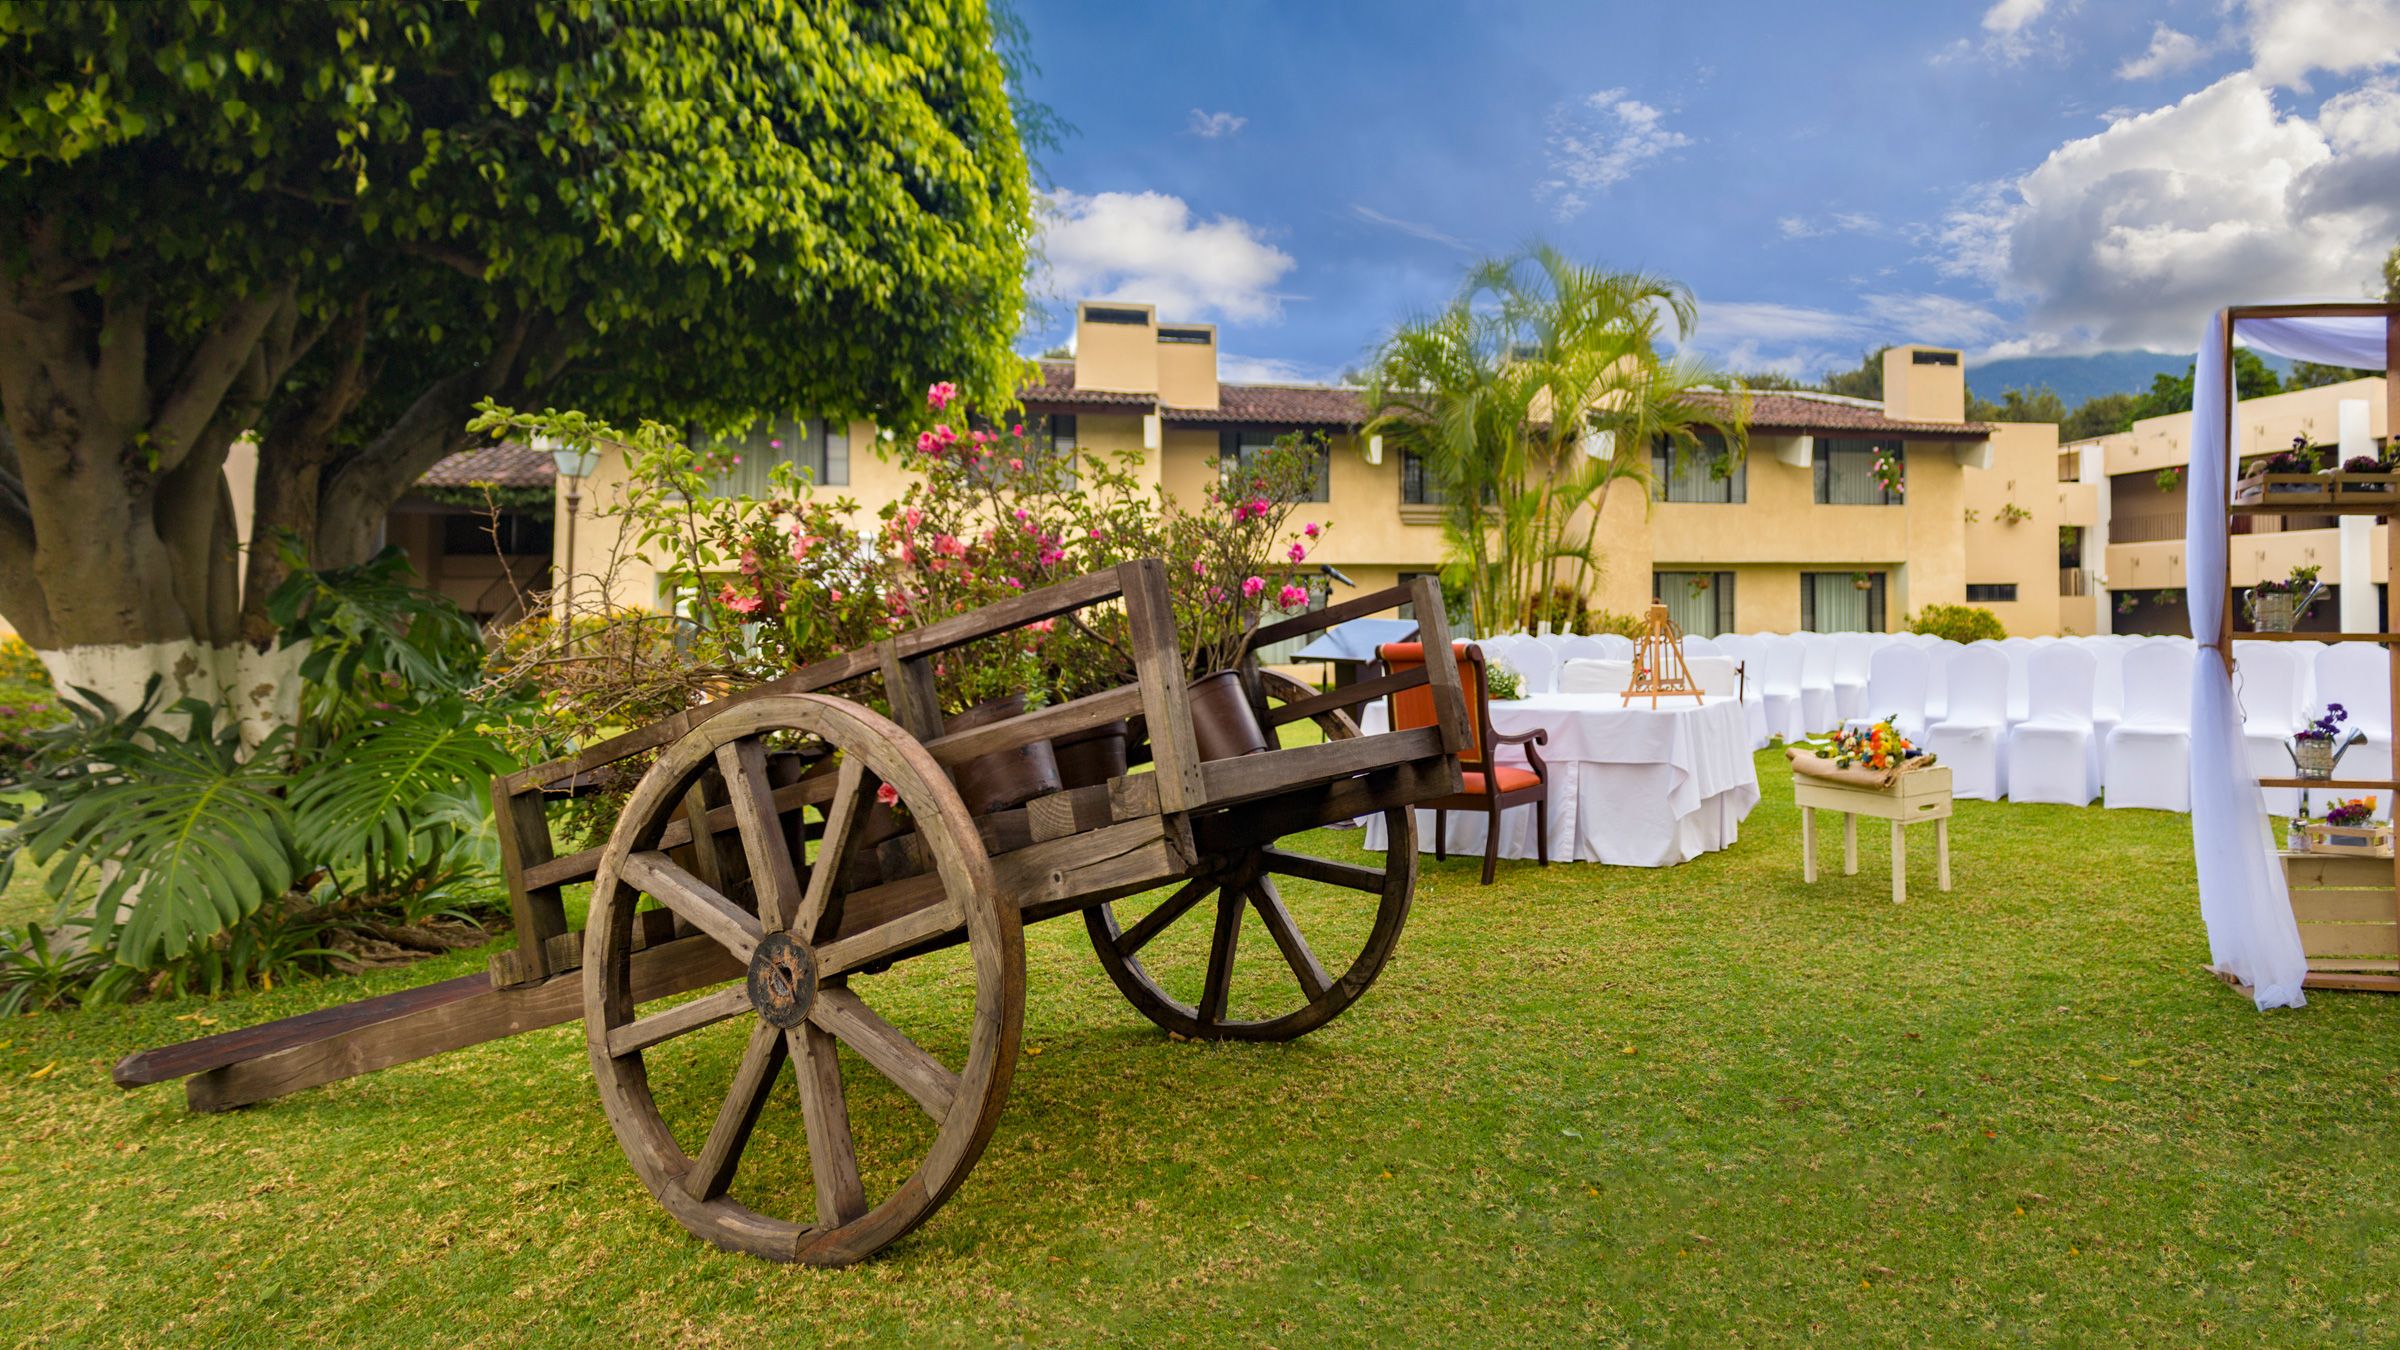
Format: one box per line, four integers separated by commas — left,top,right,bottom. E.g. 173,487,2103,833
1907,604,2006,643
0,922,113,1016
1484,661,1526,702
2154,465,2183,492
1998,503,2033,525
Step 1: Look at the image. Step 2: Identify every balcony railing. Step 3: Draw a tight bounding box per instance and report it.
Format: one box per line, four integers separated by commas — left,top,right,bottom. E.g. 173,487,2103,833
2060,567,2088,597
2111,512,2185,544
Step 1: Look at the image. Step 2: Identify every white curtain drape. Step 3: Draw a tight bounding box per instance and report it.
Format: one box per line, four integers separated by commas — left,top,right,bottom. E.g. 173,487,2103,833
2186,312,2390,1009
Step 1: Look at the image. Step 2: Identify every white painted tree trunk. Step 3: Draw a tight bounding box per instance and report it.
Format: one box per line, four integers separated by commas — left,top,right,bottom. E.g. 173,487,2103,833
36,639,307,748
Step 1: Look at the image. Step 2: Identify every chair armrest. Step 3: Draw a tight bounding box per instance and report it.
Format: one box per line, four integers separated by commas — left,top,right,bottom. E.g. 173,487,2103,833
1490,727,1547,746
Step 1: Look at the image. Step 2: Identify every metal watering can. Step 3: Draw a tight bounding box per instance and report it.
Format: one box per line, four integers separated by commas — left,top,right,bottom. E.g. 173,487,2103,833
2287,727,2365,780
2246,579,2326,632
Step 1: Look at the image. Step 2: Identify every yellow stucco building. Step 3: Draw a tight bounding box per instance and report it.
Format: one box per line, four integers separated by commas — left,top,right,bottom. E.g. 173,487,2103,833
543,301,2069,637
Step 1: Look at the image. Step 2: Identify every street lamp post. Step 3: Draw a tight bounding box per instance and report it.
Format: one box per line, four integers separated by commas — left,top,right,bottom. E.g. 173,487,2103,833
540,435,601,653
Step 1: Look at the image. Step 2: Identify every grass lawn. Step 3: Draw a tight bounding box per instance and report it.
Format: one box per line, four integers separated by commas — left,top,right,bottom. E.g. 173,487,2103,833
3,748,2396,1346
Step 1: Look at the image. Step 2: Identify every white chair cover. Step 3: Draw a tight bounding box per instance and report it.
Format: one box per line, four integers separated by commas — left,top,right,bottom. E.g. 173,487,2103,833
1557,635,1611,663
2309,643,2393,818
1711,636,1772,748
1506,640,1558,695
1756,635,1807,742
1848,644,1932,742
1595,633,1636,660
2007,643,2099,804
1796,633,1838,734
2232,640,2308,816
1680,635,1723,658
2105,640,2195,811
1558,658,1632,694
1997,637,2035,726
1921,638,1957,722
2089,640,2127,753
1831,632,1877,722
1684,655,1741,698
1929,643,2009,800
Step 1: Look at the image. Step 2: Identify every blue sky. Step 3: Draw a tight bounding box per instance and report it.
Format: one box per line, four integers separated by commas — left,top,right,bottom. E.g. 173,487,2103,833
1013,0,2400,383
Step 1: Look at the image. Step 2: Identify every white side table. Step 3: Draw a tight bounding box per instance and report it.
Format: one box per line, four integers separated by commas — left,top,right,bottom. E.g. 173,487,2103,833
1795,766,1953,904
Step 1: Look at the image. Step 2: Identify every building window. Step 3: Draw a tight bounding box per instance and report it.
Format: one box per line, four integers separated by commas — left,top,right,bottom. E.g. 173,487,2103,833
709,416,849,494
1651,433,1745,503
1653,571,1735,637
441,511,553,558
1221,429,1329,502
1814,438,1902,505
1966,583,2018,603
1801,572,1886,632
1401,448,1444,505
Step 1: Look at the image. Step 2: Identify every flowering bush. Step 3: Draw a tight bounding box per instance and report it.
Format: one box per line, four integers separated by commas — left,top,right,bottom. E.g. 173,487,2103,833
1163,432,1330,678
2325,796,2379,828
0,637,65,771
1871,448,1904,498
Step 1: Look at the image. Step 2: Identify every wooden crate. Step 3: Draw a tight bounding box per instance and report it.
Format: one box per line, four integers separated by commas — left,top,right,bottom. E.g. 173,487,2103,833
2297,819,2395,858
2280,850,2400,979
2233,470,2400,506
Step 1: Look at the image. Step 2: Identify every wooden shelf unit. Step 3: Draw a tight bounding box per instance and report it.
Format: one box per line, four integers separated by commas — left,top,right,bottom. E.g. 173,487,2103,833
2214,302,2400,993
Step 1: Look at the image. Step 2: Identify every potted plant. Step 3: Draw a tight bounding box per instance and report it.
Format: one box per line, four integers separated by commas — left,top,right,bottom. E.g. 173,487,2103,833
2287,702,2359,781
2245,564,2323,632
2305,795,2395,856
1870,448,1904,499
1851,571,1875,592
1164,432,1329,760
2237,436,2321,502
2340,452,2399,498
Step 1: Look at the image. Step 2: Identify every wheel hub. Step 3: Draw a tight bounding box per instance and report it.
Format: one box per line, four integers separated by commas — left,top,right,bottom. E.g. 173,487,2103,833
745,932,819,1029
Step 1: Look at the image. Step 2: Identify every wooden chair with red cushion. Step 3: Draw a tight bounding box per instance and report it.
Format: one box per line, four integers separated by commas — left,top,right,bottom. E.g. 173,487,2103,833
1377,641,1549,885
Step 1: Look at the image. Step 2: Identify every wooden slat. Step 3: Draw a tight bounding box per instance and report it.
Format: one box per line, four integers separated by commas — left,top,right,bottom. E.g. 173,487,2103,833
1261,848,1389,892
810,985,959,1122
2297,921,2400,959
1410,576,1472,754
1265,666,1426,727
924,683,1142,767
815,899,962,978
1121,559,1205,815
1249,878,1330,1001
1193,754,1460,856
792,1022,867,1226
2284,852,2399,888
173,934,744,1110
1026,782,1115,843
2260,777,2400,791
718,738,804,931
521,774,840,893
1198,725,1447,809
1197,888,1242,1024
491,786,568,986
1246,582,1413,652
2290,888,2400,925
683,1021,786,1200
2240,631,2400,643
1114,876,1213,957
877,639,946,742
888,566,1127,662
992,815,1182,909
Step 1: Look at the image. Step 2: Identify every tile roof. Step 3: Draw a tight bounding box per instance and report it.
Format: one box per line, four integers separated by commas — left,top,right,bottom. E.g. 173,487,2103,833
1693,390,1993,440
1162,382,1368,427
418,442,557,489
1020,360,1155,408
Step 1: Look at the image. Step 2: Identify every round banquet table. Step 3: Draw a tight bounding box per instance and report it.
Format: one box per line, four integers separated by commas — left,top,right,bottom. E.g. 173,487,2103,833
1357,693,1760,868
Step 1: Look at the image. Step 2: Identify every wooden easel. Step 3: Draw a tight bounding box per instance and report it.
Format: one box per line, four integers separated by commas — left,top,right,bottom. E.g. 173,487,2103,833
1622,601,1707,708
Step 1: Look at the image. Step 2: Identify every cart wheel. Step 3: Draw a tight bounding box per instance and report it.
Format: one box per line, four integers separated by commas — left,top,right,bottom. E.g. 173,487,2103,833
1085,671,1416,1041
585,694,1023,1265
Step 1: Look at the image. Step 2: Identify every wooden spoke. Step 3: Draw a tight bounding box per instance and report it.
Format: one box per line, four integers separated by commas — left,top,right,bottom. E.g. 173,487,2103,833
606,985,753,1059
813,897,962,979
1114,875,1213,958
1261,848,1388,893
1247,877,1331,1002
621,850,763,963
683,1020,787,1201
795,757,869,942
1197,885,1243,1025
789,1023,868,1228
810,984,959,1123
717,738,805,930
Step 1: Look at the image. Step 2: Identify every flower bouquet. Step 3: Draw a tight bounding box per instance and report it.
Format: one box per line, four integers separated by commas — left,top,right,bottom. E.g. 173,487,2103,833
2244,563,2323,632
2298,794,2393,856
2287,702,2361,780
2235,436,2322,502
1787,715,1936,788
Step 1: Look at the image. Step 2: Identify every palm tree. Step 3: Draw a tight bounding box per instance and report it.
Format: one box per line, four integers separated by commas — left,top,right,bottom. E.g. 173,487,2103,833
1362,245,1749,634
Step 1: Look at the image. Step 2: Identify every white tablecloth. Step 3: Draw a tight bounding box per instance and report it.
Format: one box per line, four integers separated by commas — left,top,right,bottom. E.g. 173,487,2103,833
1359,694,1761,867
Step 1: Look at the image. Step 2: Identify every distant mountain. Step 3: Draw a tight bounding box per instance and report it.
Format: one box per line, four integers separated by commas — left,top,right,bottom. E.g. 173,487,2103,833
1965,349,2294,408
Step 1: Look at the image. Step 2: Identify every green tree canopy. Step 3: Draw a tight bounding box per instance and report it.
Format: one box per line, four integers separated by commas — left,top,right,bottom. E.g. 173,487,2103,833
0,0,1032,690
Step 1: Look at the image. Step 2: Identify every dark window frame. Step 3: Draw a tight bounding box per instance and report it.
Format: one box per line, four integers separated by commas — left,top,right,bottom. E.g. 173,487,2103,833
1651,569,1736,636
1814,437,1904,506
1220,427,1331,503
1651,432,1747,504
1800,571,1887,632
1965,583,2018,603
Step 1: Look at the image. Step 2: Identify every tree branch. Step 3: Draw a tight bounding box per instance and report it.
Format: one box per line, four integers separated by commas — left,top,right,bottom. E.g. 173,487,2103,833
147,283,293,477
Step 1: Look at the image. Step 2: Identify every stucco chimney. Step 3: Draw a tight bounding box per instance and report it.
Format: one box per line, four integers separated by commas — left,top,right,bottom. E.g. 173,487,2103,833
1882,345,1965,424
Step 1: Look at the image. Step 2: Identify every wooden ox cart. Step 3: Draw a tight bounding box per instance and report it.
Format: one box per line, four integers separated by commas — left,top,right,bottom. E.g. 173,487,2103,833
114,561,1469,1265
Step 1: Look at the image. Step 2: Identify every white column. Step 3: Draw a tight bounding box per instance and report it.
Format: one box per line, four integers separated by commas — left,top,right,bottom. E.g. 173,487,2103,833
2341,514,2376,632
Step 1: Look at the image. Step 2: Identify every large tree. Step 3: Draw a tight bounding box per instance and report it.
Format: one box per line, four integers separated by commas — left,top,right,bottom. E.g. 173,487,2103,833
0,1,1031,730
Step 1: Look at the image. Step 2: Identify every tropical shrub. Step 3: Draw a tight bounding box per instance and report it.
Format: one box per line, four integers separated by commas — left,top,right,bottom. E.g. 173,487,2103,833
1908,604,2006,643
1164,432,1328,678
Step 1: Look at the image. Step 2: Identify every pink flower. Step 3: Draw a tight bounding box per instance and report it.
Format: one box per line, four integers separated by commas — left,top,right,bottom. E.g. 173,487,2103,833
1011,423,1025,436
829,588,843,602
1009,457,1024,471
768,438,783,450
1030,618,1055,635
905,507,923,529
1286,542,1307,563
1206,585,1226,603
738,548,760,576
1089,526,1103,539
926,381,957,410
1278,585,1309,611
935,533,966,558
1248,498,1270,518
934,424,958,446
1242,575,1266,599
717,584,764,616
1191,559,1207,576
1003,575,1024,590
916,430,942,455
877,781,902,807
1038,546,1065,565
789,533,819,562
1303,522,1320,539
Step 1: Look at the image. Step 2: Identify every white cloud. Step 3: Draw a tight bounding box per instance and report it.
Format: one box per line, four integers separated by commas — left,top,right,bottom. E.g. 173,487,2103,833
1035,189,1296,323
1350,204,1476,253
1983,0,2049,34
1535,89,1689,220
1217,353,1339,385
1779,211,1883,239
1187,109,1246,139
2243,0,2400,88
1936,72,2400,352
2117,23,2210,80
1681,293,2009,375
